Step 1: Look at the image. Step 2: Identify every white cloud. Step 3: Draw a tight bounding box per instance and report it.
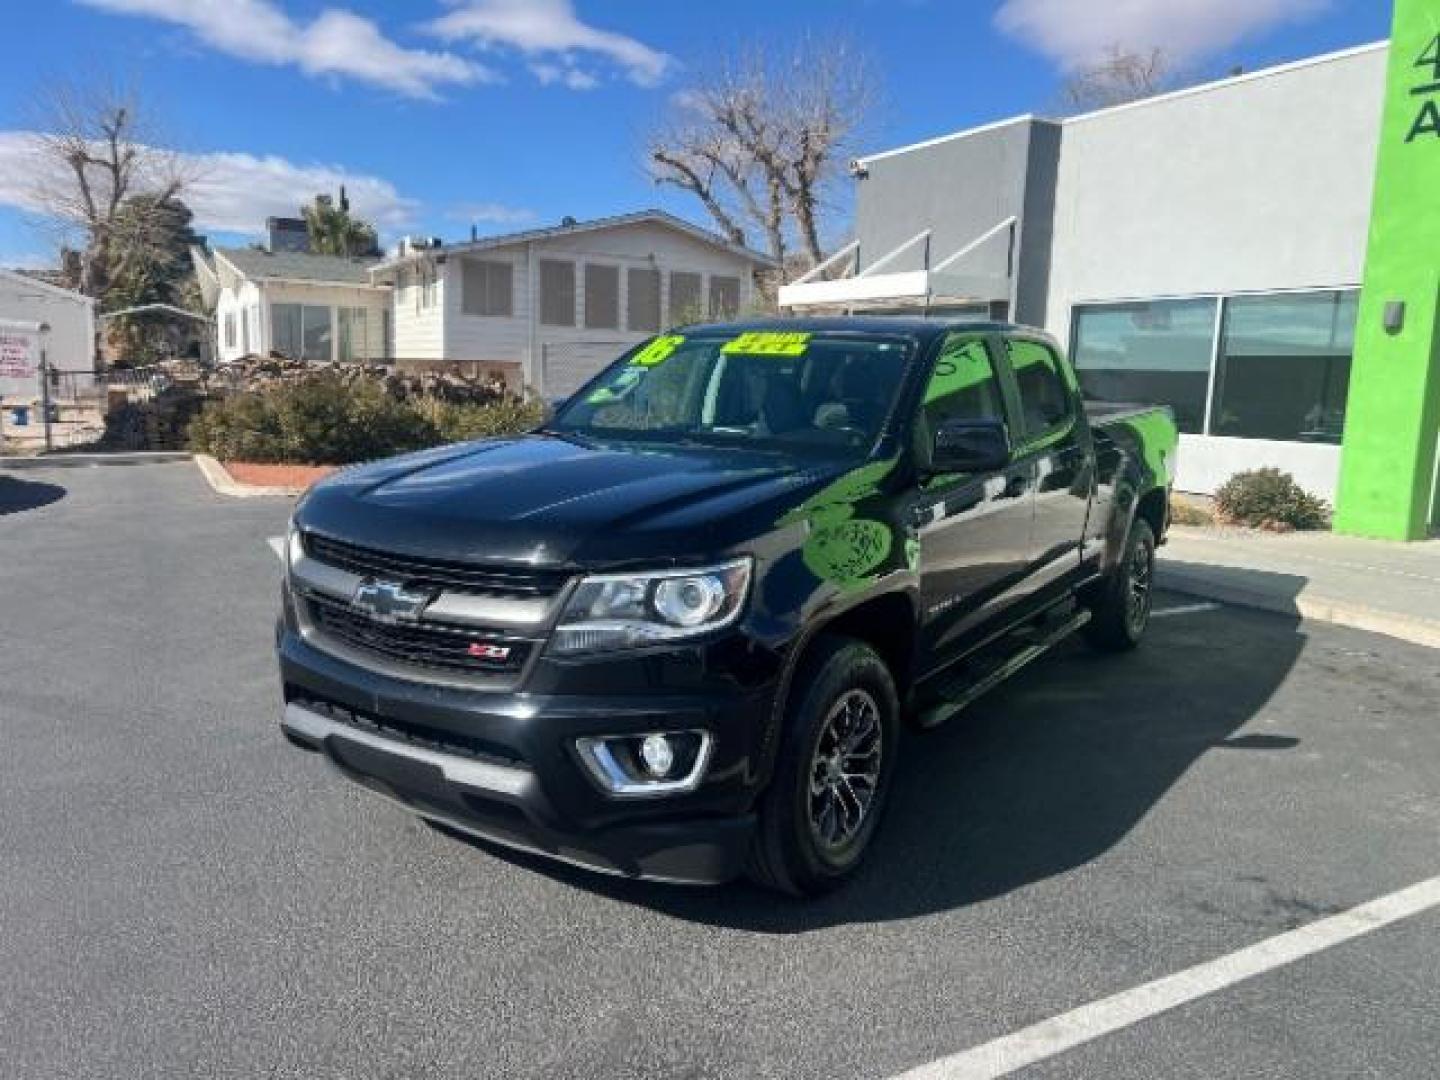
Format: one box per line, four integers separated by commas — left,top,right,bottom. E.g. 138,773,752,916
428,0,673,87
0,130,420,238
995,0,1333,69
76,0,492,98
531,62,600,91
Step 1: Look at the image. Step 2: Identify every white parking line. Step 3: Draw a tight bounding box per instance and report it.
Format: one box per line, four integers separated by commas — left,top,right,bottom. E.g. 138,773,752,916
266,536,285,561
1151,602,1222,619
892,874,1440,1080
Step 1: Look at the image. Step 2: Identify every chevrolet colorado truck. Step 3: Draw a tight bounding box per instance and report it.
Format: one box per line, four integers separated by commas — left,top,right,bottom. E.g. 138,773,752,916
278,319,1178,896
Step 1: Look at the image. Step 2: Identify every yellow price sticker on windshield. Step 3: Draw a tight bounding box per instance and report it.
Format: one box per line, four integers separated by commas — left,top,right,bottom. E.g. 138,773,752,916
721,331,812,357
631,335,685,367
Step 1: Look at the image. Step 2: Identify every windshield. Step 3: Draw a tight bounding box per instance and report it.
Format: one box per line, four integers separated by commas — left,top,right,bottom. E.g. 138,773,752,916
549,331,914,456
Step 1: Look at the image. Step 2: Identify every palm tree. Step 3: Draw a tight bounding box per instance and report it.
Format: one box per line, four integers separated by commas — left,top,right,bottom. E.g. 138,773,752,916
303,186,379,257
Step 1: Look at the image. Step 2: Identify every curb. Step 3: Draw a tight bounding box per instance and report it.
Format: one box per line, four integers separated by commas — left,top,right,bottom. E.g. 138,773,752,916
193,454,297,499
0,452,192,469
1157,564,1440,650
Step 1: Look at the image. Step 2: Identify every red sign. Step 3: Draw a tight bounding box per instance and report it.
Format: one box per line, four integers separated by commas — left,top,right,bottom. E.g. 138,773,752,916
0,332,37,380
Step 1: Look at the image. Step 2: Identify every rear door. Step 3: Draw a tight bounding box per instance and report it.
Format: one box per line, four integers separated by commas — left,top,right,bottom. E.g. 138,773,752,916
1002,336,1094,595
913,331,1036,667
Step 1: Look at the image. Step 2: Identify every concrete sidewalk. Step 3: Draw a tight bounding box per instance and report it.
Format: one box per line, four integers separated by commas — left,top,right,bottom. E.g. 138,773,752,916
1158,525,1440,648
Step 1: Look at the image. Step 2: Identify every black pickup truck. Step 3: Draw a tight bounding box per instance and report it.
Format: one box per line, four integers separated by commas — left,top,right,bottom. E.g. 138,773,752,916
278,319,1178,895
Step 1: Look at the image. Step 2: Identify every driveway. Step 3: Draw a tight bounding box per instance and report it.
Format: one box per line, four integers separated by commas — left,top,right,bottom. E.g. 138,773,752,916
2,463,1437,1078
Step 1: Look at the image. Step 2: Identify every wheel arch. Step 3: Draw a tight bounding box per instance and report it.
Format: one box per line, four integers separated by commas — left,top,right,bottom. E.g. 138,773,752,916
758,586,918,790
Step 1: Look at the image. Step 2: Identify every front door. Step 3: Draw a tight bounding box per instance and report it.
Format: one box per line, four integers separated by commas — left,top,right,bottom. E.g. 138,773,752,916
914,332,1034,670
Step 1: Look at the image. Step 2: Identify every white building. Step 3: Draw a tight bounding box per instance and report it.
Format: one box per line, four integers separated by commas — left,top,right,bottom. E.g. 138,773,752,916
191,242,389,366
0,267,96,406
373,210,775,396
780,43,1389,500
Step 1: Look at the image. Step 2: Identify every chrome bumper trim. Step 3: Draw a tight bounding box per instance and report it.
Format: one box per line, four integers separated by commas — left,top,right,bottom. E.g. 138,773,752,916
282,703,531,797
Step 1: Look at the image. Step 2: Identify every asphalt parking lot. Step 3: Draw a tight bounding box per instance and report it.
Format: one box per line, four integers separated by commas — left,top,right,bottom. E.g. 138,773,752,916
3,462,1438,1079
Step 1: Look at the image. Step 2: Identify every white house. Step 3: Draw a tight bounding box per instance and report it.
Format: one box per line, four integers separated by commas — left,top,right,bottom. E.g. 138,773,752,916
372,210,775,396
192,240,389,366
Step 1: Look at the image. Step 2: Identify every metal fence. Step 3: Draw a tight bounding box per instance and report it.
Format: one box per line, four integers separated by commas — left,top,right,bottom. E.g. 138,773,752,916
1,364,179,451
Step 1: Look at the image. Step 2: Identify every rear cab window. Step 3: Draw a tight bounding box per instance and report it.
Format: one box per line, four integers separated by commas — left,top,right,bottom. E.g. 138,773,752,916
1006,338,1074,445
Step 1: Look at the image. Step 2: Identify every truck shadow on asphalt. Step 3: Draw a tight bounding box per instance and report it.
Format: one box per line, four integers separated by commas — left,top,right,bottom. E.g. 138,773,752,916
466,606,1307,932
0,475,67,516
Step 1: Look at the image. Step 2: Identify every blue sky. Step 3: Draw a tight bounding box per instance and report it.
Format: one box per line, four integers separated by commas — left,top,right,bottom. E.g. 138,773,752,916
0,1,1392,267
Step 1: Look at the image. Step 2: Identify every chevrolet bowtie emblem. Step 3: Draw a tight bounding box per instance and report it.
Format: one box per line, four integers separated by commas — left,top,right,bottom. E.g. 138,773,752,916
351,579,433,624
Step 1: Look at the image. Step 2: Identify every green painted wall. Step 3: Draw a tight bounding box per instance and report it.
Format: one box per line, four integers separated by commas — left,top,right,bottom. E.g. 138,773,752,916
1335,0,1440,540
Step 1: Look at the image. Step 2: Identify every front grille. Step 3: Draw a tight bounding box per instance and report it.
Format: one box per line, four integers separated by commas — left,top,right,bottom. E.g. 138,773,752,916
289,692,526,768
303,532,570,598
306,593,532,677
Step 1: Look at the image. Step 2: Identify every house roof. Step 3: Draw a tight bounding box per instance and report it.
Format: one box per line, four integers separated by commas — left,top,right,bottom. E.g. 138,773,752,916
212,246,384,285
374,209,778,272
0,266,95,307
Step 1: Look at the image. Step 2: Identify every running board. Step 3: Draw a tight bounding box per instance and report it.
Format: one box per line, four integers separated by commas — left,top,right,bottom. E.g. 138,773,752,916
916,608,1091,730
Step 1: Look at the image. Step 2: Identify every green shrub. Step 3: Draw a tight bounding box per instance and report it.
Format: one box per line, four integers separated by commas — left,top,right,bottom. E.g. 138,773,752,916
1169,498,1214,527
188,370,540,464
410,395,544,443
1213,468,1329,531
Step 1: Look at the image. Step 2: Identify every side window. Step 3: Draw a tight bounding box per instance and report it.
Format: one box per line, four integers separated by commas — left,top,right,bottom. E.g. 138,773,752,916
922,335,1006,428
1008,339,1072,439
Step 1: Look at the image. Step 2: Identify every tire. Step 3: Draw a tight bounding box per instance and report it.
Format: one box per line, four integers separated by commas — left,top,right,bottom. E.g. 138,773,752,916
748,635,900,897
1084,517,1156,652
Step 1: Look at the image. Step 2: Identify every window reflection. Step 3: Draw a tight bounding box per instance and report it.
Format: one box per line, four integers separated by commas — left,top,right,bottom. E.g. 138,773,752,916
1213,291,1357,443
1071,299,1217,435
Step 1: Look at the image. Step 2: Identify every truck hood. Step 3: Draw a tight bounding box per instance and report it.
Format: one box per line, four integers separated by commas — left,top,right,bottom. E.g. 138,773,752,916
296,434,851,568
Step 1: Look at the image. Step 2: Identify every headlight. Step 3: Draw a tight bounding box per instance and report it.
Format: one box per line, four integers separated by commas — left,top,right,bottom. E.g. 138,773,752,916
285,519,303,569
549,558,752,655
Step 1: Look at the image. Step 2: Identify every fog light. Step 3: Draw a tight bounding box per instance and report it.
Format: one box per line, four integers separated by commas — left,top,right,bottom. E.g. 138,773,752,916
574,730,712,797
639,733,675,777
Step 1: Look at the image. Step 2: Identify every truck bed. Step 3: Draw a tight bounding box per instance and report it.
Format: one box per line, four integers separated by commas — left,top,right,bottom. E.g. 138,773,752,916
1083,400,1172,427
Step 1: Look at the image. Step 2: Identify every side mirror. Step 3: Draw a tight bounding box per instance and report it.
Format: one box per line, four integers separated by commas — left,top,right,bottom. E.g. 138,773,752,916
930,418,1012,474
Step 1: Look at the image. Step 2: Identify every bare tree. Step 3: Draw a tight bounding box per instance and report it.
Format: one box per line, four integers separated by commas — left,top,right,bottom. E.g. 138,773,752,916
27,76,194,299
1062,46,1173,113
648,39,877,274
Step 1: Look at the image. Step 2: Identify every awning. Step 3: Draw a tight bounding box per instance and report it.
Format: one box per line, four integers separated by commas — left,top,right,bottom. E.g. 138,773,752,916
778,217,1016,311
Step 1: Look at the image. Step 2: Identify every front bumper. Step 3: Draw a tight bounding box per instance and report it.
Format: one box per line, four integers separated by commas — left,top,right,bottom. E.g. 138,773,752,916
278,627,771,885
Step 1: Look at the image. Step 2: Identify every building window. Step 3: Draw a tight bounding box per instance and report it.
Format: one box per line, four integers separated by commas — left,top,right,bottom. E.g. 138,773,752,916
462,259,513,318
540,259,576,327
627,266,661,332
301,305,332,363
709,275,740,319
1212,290,1357,444
272,303,333,363
584,264,620,330
273,303,301,358
668,271,703,325
1006,338,1073,440
224,312,236,349
338,307,368,362
421,267,438,311
1071,299,1218,435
